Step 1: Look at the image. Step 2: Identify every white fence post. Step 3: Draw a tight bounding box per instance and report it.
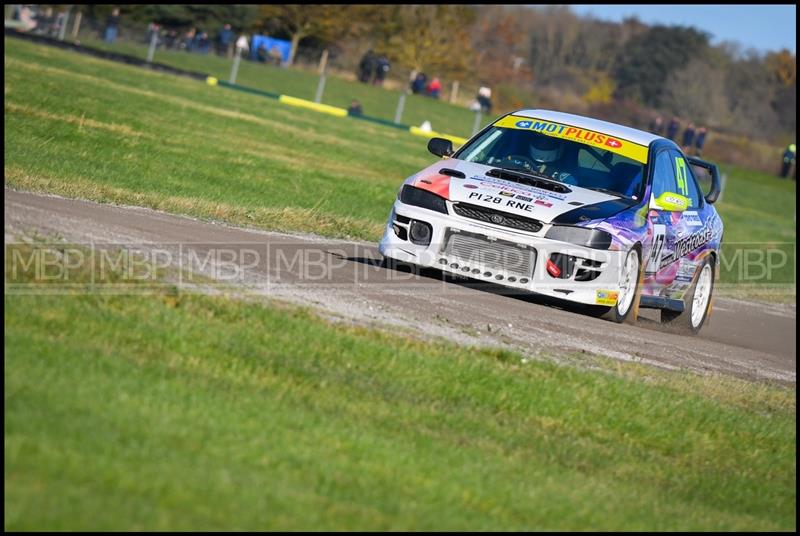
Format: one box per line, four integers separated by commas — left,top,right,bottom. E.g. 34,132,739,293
57,7,70,41
314,49,329,104
472,110,483,136
394,92,407,124
146,29,158,64
229,45,242,84
450,80,459,104
71,11,82,38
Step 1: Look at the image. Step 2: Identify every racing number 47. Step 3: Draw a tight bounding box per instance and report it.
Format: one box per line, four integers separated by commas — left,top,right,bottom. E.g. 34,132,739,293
675,157,689,197
647,224,667,274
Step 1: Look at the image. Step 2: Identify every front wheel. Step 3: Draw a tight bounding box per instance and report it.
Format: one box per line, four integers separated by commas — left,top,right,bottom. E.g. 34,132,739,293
602,247,642,324
662,258,715,335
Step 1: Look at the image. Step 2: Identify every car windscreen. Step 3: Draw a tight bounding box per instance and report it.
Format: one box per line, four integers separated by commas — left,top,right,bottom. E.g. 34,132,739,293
455,122,647,200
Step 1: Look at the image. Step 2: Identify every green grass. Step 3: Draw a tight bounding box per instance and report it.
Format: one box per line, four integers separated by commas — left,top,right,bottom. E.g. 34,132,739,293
76,35,482,137
715,165,796,291
4,37,796,298
4,242,796,530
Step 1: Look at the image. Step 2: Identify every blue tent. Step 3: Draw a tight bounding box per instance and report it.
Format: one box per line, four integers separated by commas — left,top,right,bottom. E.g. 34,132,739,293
250,35,292,64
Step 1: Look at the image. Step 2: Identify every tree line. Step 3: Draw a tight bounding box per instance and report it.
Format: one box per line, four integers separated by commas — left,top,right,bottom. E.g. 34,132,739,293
77,4,796,144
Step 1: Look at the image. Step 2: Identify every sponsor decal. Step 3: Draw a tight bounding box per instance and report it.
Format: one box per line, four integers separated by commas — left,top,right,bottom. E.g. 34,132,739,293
515,195,533,202
675,260,697,282
499,191,515,197
662,194,687,209
682,211,703,227
659,225,714,269
469,175,569,201
534,199,553,208
669,282,692,299
596,289,619,306
464,184,478,189
493,115,649,164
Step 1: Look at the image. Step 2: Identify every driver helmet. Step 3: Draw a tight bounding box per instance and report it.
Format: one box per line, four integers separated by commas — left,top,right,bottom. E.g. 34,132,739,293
528,134,563,164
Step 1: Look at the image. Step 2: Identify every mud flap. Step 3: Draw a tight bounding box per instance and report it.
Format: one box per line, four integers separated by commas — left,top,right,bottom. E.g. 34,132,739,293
627,255,645,323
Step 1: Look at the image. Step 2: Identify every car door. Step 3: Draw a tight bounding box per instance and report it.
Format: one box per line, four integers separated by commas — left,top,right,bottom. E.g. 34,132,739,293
645,148,707,292
663,149,709,295
644,149,679,279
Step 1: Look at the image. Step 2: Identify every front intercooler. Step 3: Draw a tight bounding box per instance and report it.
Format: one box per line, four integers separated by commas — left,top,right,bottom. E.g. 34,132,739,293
442,229,537,278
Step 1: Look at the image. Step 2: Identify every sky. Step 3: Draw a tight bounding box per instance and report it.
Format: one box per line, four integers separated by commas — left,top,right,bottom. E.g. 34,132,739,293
568,4,796,54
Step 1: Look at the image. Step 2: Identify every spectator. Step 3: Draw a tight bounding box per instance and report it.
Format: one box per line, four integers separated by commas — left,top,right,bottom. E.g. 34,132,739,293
147,22,160,47
53,10,67,37
410,72,427,95
666,116,680,141
104,8,120,43
780,144,796,179
426,77,442,99
182,28,196,52
477,86,492,114
191,30,204,53
34,7,54,36
235,34,249,55
357,50,375,83
256,43,269,63
347,100,363,117
694,127,708,157
18,5,38,32
681,123,696,152
648,116,664,135
374,55,390,86
217,24,233,56
198,31,210,54
268,45,283,66
164,29,178,50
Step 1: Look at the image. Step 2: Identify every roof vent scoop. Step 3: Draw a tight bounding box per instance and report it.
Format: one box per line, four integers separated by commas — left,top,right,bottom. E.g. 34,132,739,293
485,168,572,194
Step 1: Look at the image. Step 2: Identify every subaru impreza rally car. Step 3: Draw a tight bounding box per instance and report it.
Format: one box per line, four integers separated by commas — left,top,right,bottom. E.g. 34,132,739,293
379,110,723,334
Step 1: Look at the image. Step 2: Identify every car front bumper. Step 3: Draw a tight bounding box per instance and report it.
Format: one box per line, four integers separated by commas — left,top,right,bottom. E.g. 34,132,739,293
378,199,629,307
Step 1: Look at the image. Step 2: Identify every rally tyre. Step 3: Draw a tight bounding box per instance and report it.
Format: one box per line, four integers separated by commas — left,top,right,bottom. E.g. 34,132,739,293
661,258,715,335
603,247,643,324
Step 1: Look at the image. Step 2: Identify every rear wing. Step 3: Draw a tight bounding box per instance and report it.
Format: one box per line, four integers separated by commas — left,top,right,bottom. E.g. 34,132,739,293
686,156,722,204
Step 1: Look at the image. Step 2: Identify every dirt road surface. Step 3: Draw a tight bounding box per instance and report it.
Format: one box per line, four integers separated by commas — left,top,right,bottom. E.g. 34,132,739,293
5,189,795,384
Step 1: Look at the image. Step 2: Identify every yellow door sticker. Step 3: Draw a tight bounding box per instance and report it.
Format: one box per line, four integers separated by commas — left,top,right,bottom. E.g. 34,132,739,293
596,289,619,305
493,115,649,164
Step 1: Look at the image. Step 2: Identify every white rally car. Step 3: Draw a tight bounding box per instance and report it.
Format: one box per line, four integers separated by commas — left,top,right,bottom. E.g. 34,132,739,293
379,110,723,333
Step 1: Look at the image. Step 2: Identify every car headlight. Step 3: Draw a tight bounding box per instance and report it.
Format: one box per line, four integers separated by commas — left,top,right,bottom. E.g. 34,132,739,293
399,185,448,214
544,225,613,250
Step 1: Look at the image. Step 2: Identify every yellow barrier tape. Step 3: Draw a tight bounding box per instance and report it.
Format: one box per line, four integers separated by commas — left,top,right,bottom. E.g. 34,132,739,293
278,95,348,117
493,115,648,164
409,126,467,146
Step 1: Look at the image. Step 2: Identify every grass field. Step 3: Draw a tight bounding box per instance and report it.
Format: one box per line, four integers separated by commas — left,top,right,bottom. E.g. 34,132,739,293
4,242,796,530
76,35,483,138
4,37,796,297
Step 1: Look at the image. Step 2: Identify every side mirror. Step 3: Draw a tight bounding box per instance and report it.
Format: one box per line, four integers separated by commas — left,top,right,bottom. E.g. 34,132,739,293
427,137,454,158
650,192,689,212
687,156,722,204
